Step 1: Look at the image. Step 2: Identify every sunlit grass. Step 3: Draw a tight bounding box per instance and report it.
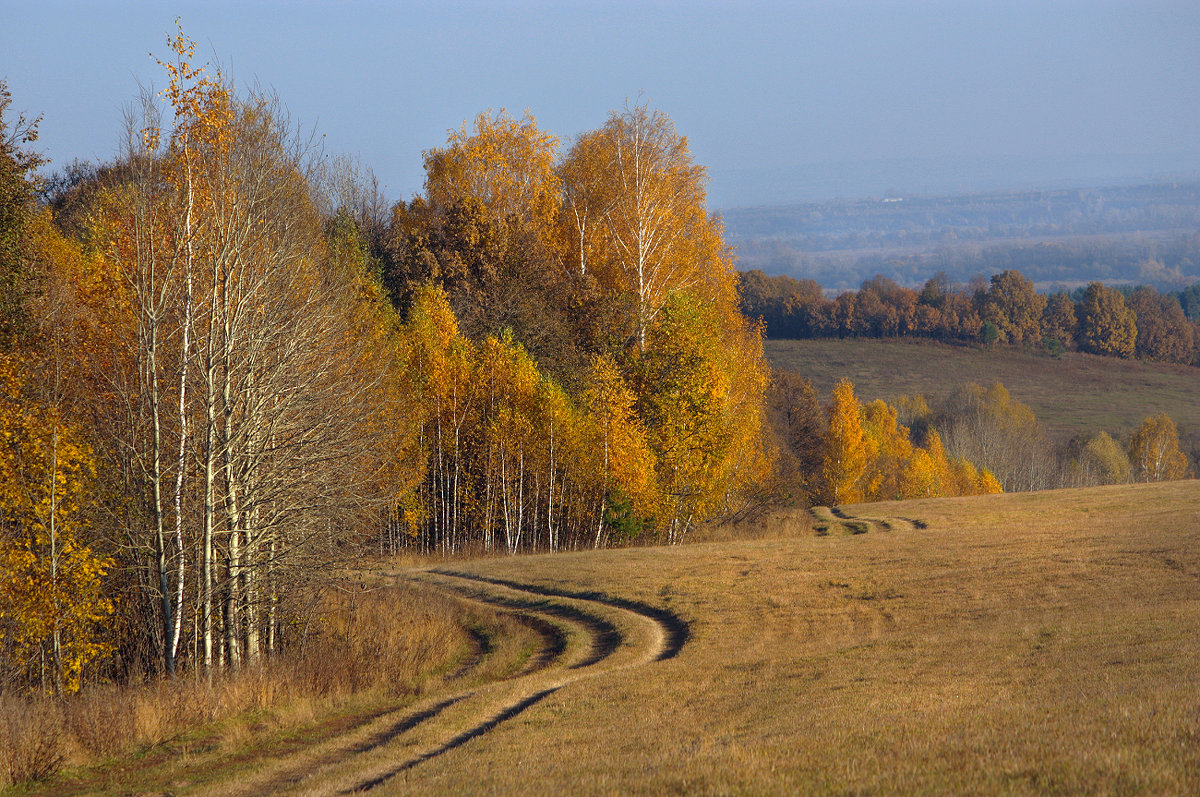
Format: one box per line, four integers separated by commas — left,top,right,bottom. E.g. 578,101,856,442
394,480,1200,795
11,480,1199,795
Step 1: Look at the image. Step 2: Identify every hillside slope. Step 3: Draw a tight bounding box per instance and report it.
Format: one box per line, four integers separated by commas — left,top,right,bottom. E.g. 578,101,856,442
359,481,1200,794
765,338,1200,443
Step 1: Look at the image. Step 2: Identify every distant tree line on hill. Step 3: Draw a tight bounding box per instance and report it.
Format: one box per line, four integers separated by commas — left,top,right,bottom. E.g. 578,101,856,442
741,268,1200,365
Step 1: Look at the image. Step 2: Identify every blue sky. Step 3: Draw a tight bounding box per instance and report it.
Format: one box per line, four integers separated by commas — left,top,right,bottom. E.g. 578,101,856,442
3,0,1199,207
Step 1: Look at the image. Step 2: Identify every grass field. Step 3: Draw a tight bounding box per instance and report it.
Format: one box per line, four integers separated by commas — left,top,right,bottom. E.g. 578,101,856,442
376,480,1200,795
764,338,1200,444
15,480,1200,795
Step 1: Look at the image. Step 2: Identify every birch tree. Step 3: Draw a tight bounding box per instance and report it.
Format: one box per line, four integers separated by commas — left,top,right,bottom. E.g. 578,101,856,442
567,101,711,349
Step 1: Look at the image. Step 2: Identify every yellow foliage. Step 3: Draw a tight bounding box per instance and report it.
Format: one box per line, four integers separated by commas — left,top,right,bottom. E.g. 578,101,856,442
976,468,1004,494
424,109,561,248
860,399,915,501
0,356,111,694
583,354,657,516
1129,413,1190,482
822,379,867,505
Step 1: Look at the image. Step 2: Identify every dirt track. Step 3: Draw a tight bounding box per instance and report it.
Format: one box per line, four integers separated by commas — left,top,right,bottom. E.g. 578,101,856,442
208,569,688,796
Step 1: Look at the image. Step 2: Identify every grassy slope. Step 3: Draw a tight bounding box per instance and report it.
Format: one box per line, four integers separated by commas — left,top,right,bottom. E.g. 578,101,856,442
764,338,1200,442
394,480,1200,795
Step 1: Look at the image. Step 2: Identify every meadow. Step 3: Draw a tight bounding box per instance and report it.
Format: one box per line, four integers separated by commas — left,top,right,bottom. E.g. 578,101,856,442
376,480,1200,795
765,337,1200,443
17,479,1199,795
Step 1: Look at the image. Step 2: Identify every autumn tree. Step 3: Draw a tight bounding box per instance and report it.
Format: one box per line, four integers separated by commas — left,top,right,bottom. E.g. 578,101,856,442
1128,413,1189,482
564,101,715,350
627,291,769,542
840,390,1001,502
768,371,826,503
0,357,112,694
394,284,478,554
1076,431,1131,486
380,102,771,549
1077,282,1137,358
858,399,914,500
937,382,1059,492
73,26,416,675
583,354,656,546
387,111,580,375
1041,292,1077,349
821,379,867,505
981,269,1046,345
1127,286,1194,364
424,110,561,239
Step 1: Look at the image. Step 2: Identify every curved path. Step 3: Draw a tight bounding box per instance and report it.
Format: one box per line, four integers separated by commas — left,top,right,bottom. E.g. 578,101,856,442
210,569,687,796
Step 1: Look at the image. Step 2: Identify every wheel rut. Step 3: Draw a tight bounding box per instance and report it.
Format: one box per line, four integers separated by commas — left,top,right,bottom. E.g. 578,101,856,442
814,506,928,535
433,570,690,661
220,569,688,796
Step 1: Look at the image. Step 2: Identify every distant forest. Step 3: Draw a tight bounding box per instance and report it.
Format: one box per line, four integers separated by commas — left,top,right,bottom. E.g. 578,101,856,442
726,183,1200,291
741,267,1200,367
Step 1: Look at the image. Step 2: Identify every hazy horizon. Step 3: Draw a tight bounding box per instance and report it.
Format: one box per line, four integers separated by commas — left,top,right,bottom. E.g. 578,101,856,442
713,152,1200,209
4,0,1199,209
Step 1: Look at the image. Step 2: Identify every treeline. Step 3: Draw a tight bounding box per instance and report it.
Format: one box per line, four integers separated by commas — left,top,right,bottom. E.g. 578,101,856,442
768,375,1002,506
770,377,1192,504
0,30,767,694
742,268,1200,365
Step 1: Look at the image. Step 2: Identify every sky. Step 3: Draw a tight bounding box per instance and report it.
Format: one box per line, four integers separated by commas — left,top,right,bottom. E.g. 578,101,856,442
3,0,1199,208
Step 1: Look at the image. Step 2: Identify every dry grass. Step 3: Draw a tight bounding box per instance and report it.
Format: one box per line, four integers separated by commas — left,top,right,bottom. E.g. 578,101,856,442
384,479,1200,795
1,583,542,795
765,337,1200,444
690,506,815,543
11,480,1200,794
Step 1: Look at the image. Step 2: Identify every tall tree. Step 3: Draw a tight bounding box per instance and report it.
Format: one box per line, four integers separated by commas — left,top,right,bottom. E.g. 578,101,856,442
768,371,827,503
981,269,1046,345
389,112,580,375
1041,292,1077,348
1077,431,1131,485
423,110,561,242
1128,286,1194,364
582,353,656,547
1078,282,1137,358
0,355,111,694
1128,413,1189,482
79,27,416,674
566,101,714,350
822,379,867,505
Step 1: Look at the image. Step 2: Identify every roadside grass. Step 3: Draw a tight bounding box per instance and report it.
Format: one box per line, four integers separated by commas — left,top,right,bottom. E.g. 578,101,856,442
391,479,1200,795
765,337,1200,444
0,584,541,795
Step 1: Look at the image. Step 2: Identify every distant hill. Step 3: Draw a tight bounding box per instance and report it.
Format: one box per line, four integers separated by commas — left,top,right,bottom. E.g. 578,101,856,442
725,182,1200,291
708,153,1200,208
